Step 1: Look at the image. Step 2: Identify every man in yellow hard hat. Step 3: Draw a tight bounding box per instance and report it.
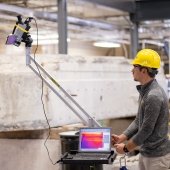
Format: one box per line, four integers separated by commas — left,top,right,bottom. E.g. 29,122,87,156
112,49,170,170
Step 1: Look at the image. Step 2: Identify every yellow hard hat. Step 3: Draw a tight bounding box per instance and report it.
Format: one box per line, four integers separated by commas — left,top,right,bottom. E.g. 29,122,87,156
131,49,161,68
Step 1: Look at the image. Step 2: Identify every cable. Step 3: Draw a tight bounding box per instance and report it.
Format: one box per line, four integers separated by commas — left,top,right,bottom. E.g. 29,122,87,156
32,17,58,165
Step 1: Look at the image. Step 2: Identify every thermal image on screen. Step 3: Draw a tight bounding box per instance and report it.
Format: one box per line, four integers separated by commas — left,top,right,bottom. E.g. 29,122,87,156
81,132,103,149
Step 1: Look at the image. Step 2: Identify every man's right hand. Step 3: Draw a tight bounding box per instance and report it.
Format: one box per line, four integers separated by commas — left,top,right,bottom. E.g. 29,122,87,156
112,134,127,145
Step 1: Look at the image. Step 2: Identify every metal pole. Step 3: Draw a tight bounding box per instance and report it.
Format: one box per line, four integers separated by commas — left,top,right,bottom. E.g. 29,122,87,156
30,57,100,126
29,64,88,125
58,0,68,54
28,55,101,127
168,41,170,74
130,21,139,59
26,47,31,66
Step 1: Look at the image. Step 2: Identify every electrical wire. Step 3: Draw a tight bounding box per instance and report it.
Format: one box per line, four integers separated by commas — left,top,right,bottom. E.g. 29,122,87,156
32,17,58,165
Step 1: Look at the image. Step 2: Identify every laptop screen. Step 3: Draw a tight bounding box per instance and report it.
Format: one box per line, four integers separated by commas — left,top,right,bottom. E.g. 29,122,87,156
79,127,111,152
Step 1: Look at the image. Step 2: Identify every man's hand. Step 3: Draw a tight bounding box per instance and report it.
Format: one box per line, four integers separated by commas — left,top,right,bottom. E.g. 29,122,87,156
114,143,126,154
112,134,127,145
114,139,138,154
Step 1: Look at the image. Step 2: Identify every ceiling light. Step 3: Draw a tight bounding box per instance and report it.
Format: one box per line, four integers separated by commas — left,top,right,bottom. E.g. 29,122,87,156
93,41,121,48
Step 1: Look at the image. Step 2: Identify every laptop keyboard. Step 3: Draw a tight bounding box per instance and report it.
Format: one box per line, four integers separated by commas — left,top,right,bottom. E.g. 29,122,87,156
72,153,110,160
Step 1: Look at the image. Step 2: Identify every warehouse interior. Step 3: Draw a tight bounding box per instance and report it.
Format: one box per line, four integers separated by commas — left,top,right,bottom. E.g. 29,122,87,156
0,0,170,170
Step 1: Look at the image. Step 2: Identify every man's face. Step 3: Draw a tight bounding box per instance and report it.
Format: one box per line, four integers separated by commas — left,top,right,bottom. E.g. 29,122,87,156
131,65,143,82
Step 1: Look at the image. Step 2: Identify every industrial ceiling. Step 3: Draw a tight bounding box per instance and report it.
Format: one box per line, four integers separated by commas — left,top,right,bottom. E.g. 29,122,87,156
0,0,170,52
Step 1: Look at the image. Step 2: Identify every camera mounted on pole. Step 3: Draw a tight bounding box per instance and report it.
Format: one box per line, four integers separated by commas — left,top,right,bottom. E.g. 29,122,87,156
6,15,33,47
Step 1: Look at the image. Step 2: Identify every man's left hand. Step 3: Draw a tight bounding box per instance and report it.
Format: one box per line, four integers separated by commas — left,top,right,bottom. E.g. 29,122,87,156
114,143,125,154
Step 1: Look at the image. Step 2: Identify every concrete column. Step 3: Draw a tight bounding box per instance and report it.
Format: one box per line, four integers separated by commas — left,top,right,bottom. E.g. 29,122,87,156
58,0,68,54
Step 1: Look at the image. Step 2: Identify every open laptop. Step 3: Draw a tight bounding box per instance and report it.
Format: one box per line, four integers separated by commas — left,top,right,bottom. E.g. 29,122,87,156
78,127,111,153
61,127,116,164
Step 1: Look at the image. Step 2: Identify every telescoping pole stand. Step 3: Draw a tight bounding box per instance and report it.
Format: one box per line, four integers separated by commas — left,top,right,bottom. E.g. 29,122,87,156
7,15,101,128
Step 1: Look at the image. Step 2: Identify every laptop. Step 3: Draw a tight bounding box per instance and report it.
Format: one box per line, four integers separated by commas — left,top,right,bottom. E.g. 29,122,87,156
61,127,116,164
78,127,111,153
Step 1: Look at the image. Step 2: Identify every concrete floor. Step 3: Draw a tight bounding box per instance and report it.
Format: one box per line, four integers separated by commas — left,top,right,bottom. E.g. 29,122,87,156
0,139,61,170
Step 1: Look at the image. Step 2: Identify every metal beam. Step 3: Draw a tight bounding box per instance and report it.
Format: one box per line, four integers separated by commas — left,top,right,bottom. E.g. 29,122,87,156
130,21,139,59
83,0,170,22
82,0,135,13
0,3,117,30
131,0,170,22
58,0,67,54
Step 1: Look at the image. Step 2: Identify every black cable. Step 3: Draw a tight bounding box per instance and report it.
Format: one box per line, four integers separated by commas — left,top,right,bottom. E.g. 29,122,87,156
32,17,58,165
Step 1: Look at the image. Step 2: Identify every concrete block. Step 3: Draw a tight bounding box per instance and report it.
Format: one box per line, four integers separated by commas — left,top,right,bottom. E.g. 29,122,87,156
0,139,61,170
0,55,167,130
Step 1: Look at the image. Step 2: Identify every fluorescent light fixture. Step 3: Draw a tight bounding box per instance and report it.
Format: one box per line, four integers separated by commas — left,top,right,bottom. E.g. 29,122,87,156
93,41,121,48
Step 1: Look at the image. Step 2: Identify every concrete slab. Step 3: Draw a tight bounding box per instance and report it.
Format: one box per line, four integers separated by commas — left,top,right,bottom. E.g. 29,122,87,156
0,55,167,131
